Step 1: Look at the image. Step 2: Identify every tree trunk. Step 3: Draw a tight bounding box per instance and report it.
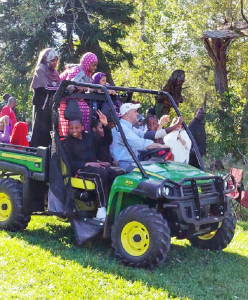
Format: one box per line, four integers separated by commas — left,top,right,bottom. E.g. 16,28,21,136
213,39,228,96
202,37,230,97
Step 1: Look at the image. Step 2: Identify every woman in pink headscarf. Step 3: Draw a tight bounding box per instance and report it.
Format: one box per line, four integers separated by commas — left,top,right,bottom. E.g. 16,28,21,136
59,52,98,134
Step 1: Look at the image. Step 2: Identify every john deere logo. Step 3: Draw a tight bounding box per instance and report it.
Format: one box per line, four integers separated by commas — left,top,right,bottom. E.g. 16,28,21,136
125,180,133,186
198,187,202,194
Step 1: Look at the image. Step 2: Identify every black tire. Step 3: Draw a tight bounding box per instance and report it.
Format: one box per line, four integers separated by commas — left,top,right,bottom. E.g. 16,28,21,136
0,178,31,231
188,213,236,250
111,204,171,269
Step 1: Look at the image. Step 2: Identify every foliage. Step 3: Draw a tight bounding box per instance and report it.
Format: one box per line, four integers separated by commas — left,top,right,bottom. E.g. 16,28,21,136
112,0,248,157
0,0,135,117
206,91,246,157
0,216,247,299
0,0,248,157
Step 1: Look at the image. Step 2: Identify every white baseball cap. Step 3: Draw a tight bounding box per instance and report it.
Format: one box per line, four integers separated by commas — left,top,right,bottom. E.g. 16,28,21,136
120,103,140,116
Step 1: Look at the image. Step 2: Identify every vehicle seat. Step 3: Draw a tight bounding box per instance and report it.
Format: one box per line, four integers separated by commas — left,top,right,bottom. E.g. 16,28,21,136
60,158,95,190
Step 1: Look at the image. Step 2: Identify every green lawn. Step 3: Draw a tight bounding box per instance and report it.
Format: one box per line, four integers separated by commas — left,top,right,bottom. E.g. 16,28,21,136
0,216,247,300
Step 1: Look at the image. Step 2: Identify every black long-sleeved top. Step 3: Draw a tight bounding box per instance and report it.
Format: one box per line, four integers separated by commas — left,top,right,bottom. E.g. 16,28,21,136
189,117,206,156
91,124,114,164
62,132,98,176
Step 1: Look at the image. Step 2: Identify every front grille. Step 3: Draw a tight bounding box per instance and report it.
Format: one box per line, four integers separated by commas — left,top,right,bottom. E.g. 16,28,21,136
201,182,216,194
181,182,217,197
182,185,193,197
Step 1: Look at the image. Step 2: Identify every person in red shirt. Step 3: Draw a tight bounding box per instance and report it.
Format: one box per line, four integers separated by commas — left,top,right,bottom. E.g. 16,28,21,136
0,97,17,134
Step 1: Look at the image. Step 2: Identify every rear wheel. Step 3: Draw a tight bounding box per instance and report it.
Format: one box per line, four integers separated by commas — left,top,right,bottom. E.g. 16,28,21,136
111,204,171,269
188,213,236,250
0,178,31,231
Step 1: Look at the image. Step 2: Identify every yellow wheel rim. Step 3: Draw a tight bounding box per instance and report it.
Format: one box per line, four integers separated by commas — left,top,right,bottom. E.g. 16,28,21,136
121,221,150,256
0,192,12,222
198,230,217,240
198,223,221,240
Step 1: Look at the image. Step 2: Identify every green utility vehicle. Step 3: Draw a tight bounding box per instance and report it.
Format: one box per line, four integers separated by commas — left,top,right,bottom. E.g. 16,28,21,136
0,81,236,269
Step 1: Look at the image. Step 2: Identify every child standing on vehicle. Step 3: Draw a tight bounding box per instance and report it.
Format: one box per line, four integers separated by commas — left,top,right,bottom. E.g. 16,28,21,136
92,72,121,119
59,52,98,134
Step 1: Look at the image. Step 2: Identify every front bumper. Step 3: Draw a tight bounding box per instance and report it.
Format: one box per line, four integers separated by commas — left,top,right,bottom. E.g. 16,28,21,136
161,173,235,226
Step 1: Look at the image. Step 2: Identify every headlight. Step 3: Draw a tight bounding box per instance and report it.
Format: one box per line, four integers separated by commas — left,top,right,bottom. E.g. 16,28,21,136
164,187,170,195
163,186,173,196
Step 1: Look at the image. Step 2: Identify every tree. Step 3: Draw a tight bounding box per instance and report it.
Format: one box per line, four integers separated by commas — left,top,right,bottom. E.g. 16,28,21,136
202,22,248,98
0,0,135,110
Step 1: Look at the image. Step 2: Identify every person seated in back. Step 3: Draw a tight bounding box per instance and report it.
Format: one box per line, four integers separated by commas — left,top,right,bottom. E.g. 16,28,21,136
0,115,12,143
144,114,184,143
62,100,118,221
10,122,29,147
91,115,116,165
163,117,191,163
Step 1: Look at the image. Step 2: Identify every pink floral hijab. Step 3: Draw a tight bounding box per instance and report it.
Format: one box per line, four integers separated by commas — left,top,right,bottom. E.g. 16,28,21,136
59,52,98,81
80,52,98,76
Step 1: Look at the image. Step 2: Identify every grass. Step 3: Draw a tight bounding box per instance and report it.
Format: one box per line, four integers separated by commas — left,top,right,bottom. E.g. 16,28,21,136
0,216,247,300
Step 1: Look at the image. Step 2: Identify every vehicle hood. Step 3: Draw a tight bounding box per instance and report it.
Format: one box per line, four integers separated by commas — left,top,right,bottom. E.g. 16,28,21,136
131,161,211,182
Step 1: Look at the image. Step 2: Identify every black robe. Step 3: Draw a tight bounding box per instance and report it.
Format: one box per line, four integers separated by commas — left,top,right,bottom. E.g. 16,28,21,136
30,87,55,147
189,117,206,156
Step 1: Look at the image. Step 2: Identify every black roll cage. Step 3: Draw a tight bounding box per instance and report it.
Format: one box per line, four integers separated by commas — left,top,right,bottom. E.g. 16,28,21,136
52,80,205,178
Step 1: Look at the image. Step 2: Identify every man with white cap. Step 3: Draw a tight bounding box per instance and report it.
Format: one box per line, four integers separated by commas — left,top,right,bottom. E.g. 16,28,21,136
111,103,171,172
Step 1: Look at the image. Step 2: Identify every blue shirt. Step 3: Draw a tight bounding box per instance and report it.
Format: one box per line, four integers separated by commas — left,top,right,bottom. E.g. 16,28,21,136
111,119,153,162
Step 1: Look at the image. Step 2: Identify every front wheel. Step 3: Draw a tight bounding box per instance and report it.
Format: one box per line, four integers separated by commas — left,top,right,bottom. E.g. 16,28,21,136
0,178,31,231
111,204,171,269
188,213,236,250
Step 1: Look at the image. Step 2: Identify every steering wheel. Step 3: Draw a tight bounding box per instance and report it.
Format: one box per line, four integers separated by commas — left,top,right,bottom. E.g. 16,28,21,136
140,148,172,161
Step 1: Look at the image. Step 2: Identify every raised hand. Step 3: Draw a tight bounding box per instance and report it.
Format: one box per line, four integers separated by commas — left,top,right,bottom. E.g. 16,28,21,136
158,115,170,129
97,110,108,126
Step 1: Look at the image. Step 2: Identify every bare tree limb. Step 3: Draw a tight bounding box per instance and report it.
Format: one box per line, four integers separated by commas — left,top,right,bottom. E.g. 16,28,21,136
241,0,248,24
237,148,248,164
202,37,219,66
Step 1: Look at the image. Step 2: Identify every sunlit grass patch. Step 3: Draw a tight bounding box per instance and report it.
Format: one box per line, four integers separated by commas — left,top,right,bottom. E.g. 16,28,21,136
0,216,247,300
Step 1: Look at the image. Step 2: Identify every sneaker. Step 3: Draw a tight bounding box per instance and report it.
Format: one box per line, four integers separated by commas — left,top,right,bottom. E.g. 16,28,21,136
95,207,106,221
